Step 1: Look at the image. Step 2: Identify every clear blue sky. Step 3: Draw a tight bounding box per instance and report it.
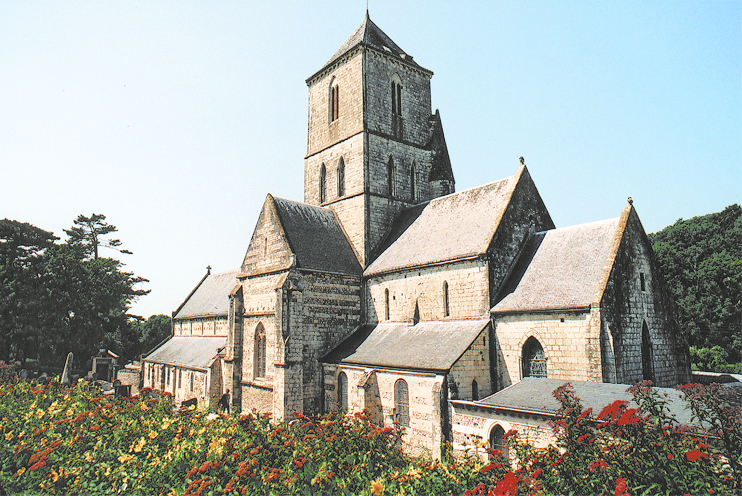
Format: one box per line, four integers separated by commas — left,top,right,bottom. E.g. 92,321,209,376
1,1,740,319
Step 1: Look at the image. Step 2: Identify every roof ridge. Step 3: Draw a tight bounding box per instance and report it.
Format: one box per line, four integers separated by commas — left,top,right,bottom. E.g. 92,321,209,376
591,204,633,307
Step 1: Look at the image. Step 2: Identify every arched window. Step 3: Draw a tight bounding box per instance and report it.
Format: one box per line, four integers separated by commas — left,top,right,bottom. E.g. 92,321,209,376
395,379,409,427
642,322,654,382
387,157,394,196
255,323,266,379
329,78,339,122
522,337,546,378
410,163,416,203
190,372,194,392
337,371,348,410
472,379,479,401
319,164,326,203
337,158,345,197
178,369,182,389
391,76,402,138
489,425,506,455
443,281,450,317
384,288,390,321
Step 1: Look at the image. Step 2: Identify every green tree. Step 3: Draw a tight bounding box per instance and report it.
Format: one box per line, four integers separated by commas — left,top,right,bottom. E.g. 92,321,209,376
0,220,58,363
64,213,132,260
132,314,172,358
649,204,742,363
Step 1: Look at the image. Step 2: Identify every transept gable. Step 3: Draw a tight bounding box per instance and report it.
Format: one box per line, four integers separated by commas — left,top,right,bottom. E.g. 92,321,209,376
240,194,294,278
365,166,526,277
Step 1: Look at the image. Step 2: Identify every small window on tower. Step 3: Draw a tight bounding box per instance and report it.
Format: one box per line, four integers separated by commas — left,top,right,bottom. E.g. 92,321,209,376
319,164,327,203
329,81,339,123
337,157,345,197
640,272,646,292
391,76,403,138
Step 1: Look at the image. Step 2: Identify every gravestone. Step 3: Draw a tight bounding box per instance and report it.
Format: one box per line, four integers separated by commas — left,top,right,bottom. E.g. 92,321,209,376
61,352,74,385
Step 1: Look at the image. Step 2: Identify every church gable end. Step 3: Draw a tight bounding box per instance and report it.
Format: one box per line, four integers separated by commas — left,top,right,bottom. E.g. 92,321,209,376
241,194,294,278
599,205,692,387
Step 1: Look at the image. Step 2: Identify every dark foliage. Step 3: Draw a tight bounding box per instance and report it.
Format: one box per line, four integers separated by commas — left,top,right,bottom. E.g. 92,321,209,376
649,204,742,365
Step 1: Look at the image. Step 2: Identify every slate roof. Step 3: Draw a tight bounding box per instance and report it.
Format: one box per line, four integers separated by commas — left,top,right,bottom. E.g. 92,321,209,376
272,197,362,275
311,12,429,81
174,269,239,320
365,177,515,276
145,336,227,371
472,378,697,426
324,319,490,371
492,217,621,313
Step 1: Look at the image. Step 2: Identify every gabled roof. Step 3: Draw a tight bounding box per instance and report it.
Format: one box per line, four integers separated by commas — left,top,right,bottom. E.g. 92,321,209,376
469,378,696,426
492,215,623,314
324,319,490,372
174,269,239,320
272,197,362,275
365,172,519,276
309,12,430,82
145,336,227,371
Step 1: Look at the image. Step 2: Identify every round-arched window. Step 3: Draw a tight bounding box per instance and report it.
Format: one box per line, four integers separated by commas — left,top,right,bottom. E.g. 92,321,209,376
394,379,409,427
522,337,546,378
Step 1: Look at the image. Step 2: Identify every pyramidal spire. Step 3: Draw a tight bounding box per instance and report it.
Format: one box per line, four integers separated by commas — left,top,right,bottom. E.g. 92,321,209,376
316,13,422,76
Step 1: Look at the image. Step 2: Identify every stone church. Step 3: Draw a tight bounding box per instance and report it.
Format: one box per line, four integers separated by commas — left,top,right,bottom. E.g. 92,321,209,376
143,14,691,456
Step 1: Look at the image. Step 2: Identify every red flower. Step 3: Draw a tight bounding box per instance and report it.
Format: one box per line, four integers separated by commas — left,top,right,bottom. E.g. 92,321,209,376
617,408,642,426
685,449,708,462
598,400,629,422
588,459,609,472
667,454,674,460
577,407,593,423
481,463,500,474
532,468,543,478
614,476,629,496
491,472,519,496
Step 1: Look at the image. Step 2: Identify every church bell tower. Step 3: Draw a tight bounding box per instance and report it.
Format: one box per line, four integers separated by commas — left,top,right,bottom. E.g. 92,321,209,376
304,13,454,269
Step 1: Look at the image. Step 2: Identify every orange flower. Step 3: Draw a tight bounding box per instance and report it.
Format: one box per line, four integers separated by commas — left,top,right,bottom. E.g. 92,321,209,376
370,480,384,495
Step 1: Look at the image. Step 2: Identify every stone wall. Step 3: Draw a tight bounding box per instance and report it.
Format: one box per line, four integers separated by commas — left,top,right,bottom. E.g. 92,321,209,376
493,311,600,388
600,207,691,386
325,365,447,458
365,260,490,324
142,362,209,407
448,327,493,401
306,50,364,158
450,403,554,459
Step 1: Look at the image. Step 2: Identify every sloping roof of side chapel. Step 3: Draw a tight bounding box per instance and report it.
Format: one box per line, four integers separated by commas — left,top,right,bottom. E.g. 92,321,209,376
271,197,362,275
492,205,634,313
173,268,240,320
324,319,490,372
365,166,530,277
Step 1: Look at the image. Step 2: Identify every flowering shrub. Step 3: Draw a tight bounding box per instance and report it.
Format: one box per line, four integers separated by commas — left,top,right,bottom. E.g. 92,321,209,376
465,381,741,496
0,372,506,495
1,368,739,495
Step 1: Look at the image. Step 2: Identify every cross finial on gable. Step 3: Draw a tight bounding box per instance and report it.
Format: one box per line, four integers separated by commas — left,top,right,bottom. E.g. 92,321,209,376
627,197,633,205
206,265,212,275
519,156,525,165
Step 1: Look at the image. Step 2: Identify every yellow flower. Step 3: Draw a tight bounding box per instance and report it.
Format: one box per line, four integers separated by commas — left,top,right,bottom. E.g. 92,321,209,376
133,437,146,453
197,427,206,435
104,466,111,477
51,468,60,482
148,430,158,439
36,409,45,418
370,480,384,495
139,403,148,411
15,467,26,477
118,454,133,464
84,451,94,463
66,409,74,417
161,418,174,430
4,431,13,441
